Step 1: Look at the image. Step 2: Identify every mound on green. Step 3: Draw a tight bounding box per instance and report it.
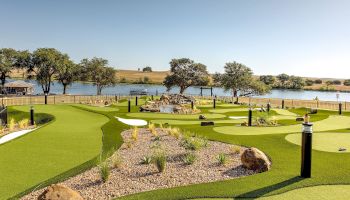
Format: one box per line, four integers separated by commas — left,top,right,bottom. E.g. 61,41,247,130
286,132,350,153
214,115,350,135
0,105,109,199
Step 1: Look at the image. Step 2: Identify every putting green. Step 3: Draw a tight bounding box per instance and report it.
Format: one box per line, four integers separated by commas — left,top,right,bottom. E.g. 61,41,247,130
151,119,245,125
286,132,350,153
191,185,350,200
209,108,249,113
0,105,109,199
116,99,146,106
214,115,350,135
197,103,239,108
273,109,298,116
126,113,226,119
74,104,119,112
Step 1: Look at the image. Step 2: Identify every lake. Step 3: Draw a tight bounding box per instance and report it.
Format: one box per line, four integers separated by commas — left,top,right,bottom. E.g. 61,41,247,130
10,79,350,102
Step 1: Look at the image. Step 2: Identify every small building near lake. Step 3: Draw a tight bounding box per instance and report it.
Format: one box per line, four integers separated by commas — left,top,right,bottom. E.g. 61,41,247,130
3,80,35,95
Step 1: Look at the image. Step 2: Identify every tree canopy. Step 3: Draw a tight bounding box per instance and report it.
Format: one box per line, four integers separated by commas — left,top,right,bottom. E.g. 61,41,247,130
142,66,152,72
163,58,209,94
0,48,18,88
214,62,270,97
56,58,80,94
80,57,117,95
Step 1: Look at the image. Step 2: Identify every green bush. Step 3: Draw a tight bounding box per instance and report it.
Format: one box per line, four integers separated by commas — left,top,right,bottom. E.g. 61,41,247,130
217,153,227,166
314,79,323,84
344,79,350,86
152,151,167,172
180,134,208,151
182,153,197,165
99,161,110,183
305,79,314,86
140,156,152,165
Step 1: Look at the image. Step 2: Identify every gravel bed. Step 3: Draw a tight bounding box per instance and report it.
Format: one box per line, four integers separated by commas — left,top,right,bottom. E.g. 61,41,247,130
23,128,255,200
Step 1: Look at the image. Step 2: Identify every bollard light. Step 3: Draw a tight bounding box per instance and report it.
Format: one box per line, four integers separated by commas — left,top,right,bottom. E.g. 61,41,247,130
301,114,313,178
128,99,131,112
135,96,138,106
282,99,285,109
339,103,342,115
30,106,35,126
248,107,253,126
267,102,271,112
151,95,154,100
191,100,194,110
213,98,216,109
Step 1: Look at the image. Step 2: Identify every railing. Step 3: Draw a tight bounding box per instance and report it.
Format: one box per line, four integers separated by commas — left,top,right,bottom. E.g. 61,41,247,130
0,94,349,111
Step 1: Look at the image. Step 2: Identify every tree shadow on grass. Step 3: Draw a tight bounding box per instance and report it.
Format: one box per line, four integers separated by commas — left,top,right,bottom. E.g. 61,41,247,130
235,176,304,199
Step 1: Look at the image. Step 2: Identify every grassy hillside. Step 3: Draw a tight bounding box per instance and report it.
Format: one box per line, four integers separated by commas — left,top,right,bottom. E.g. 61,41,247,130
117,69,170,84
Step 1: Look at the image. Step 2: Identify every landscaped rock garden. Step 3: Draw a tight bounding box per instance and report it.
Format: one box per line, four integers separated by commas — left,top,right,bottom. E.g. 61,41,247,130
0,118,35,138
140,94,199,114
23,126,270,200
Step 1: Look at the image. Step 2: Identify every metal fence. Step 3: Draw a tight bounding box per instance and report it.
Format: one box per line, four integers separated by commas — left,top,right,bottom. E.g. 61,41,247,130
0,94,349,111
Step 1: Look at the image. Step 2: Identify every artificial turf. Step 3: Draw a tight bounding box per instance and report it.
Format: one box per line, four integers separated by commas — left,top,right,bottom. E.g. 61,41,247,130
3,99,350,200
126,112,227,119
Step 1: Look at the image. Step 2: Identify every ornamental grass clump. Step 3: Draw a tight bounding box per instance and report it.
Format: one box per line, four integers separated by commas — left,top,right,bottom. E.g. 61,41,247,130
217,153,227,166
230,145,241,155
110,153,123,169
180,134,208,151
152,150,167,173
168,127,181,139
182,152,197,165
148,123,158,136
8,118,16,132
99,161,110,183
18,118,29,129
131,126,139,141
140,156,152,165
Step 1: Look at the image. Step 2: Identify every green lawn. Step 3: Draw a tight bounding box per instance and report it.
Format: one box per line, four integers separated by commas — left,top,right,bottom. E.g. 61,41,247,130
3,102,350,200
0,105,109,199
285,132,350,153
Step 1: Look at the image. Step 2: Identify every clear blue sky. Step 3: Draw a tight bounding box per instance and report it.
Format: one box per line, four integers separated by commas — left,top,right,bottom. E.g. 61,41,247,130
1,0,350,78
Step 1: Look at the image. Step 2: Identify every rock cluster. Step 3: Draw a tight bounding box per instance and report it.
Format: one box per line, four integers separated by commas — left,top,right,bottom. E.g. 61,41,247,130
140,94,198,114
38,184,83,200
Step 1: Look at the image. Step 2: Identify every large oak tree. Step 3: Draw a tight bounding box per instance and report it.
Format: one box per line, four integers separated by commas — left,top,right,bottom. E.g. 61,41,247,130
163,58,209,94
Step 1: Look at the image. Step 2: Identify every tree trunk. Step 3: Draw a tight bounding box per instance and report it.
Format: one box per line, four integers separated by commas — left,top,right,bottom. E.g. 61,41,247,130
180,86,186,94
232,89,238,97
63,84,67,94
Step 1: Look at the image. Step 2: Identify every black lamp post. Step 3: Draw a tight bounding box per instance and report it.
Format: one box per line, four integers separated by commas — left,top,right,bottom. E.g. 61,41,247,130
213,98,216,109
30,106,35,126
191,100,194,110
282,99,285,109
248,107,253,126
301,114,313,178
339,103,342,115
128,99,131,112
267,102,271,112
135,96,138,106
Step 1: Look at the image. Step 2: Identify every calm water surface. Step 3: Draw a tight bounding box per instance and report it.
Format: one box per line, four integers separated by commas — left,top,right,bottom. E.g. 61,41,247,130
10,79,350,102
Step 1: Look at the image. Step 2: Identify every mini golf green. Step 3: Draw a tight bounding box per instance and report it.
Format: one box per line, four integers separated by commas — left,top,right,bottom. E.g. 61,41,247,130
286,132,350,153
75,104,119,112
191,185,350,200
126,112,226,119
273,109,298,116
151,119,245,125
214,115,350,135
0,105,109,199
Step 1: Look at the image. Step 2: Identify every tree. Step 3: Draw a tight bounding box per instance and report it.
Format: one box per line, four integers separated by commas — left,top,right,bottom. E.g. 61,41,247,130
80,57,117,95
305,79,314,86
344,79,350,86
214,61,270,97
314,79,323,84
288,76,305,89
142,66,152,72
0,48,18,88
259,75,275,85
332,80,342,85
30,48,67,94
56,57,80,94
163,58,209,94
276,73,290,88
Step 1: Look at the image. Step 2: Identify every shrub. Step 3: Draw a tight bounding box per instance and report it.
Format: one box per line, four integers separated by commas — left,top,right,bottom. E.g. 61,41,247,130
120,77,127,83
148,123,158,136
8,118,16,132
332,80,342,85
152,151,167,172
344,79,350,86
305,79,314,86
254,113,278,126
314,79,323,84
99,161,110,183
143,76,150,83
131,126,138,141
217,153,227,165
180,134,208,151
182,152,197,165
110,153,123,169
18,118,29,129
230,145,241,154
142,66,152,72
140,156,152,165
